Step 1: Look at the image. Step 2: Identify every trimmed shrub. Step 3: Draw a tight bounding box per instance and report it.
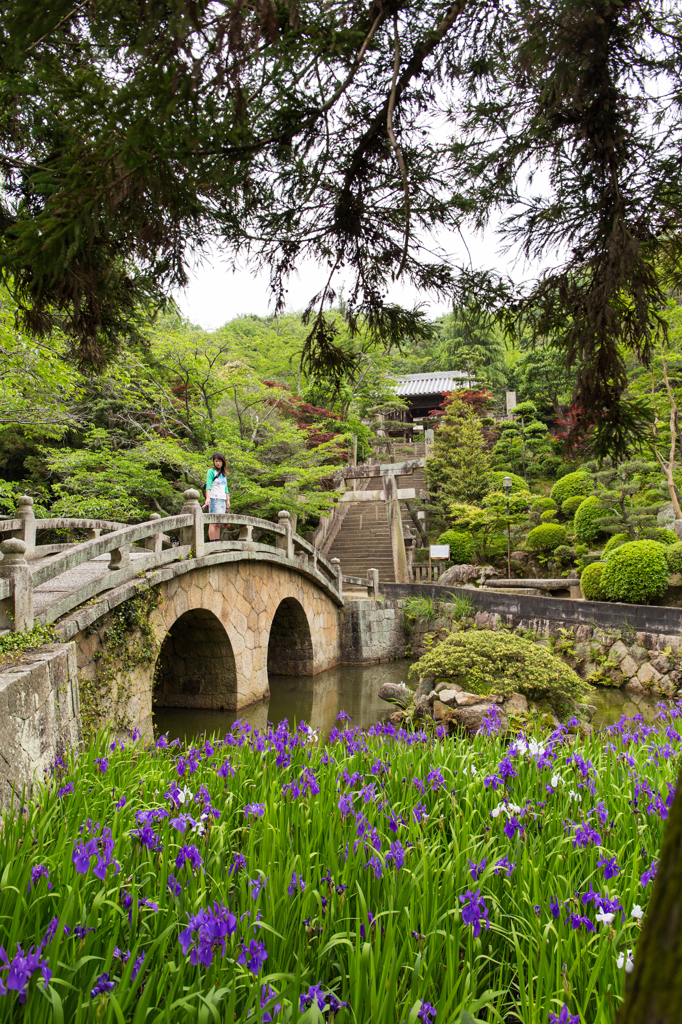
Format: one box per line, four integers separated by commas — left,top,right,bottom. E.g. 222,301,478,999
549,471,592,508
525,523,567,552
580,562,606,601
409,629,587,715
531,496,558,513
601,540,669,603
650,528,677,547
603,533,629,557
665,541,682,575
540,509,558,522
553,545,574,564
574,496,605,544
436,530,475,564
489,471,529,493
632,488,664,507
562,494,586,518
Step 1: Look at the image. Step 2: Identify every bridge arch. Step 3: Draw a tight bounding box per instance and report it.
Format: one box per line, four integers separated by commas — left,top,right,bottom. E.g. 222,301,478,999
70,556,343,737
154,608,237,710
267,597,314,676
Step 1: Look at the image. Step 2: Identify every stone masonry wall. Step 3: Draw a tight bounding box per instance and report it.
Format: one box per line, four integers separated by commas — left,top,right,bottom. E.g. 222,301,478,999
0,643,80,808
339,599,407,663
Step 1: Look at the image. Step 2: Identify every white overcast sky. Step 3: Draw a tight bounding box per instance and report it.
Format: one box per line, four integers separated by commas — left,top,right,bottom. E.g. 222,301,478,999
174,222,539,330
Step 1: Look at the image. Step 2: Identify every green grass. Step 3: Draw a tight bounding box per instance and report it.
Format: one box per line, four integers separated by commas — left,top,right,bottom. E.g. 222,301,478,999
0,707,677,1023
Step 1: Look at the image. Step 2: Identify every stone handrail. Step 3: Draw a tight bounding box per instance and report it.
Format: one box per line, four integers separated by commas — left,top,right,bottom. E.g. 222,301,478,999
0,492,345,631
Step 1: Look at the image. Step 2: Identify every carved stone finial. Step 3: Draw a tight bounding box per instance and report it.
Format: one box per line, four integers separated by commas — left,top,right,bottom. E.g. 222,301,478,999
0,538,27,562
17,495,34,508
183,488,202,502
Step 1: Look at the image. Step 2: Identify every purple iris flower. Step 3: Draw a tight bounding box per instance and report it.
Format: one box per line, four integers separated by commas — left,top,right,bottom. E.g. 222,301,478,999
459,889,490,937
91,973,115,998
244,802,266,820
364,855,382,879
548,1005,580,1024
175,845,203,873
178,903,237,967
249,875,269,900
493,856,515,877
130,823,163,851
72,824,120,881
237,938,268,974
94,758,109,773
0,943,52,1003
468,858,487,881
597,856,620,880
167,873,182,897
115,795,127,810
413,802,428,825
27,866,52,893
418,1001,437,1021
338,792,355,815
256,983,282,1023
299,984,348,1014
387,840,406,870
58,782,74,798
228,852,247,876
287,872,305,896
641,860,658,887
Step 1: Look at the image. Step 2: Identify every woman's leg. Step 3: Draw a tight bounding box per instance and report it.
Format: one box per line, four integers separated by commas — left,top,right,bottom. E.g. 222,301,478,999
208,523,220,541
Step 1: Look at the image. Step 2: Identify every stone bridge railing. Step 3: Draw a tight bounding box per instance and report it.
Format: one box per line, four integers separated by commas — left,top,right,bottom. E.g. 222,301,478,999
0,491,380,632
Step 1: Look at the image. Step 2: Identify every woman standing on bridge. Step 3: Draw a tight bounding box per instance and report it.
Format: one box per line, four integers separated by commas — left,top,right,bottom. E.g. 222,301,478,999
203,452,230,542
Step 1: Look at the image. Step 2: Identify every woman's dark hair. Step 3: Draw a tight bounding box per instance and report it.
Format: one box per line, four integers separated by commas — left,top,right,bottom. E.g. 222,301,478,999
212,452,227,475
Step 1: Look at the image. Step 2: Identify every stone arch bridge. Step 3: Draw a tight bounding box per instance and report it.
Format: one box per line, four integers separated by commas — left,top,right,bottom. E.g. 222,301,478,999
0,491,379,735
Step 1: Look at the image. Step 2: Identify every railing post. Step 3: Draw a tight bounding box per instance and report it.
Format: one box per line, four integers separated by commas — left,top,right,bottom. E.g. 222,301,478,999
145,513,163,554
0,538,34,631
331,557,343,597
277,511,294,559
181,489,205,558
108,542,131,571
367,568,379,599
14,495,36,558
237,523,253,544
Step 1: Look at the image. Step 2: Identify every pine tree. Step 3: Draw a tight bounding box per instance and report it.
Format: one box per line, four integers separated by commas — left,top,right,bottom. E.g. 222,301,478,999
426,397,491,526
583,458,663,540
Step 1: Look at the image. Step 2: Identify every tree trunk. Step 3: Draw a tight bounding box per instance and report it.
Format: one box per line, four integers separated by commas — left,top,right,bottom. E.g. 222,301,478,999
619,769,682,1023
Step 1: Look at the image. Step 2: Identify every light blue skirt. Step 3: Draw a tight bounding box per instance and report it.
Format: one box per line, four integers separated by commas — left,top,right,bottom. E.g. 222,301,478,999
209,498,227,513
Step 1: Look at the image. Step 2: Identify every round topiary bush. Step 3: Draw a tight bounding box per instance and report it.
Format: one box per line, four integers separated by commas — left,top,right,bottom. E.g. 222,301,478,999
665,541,682,575
603,533,629,557
553,544,574,563
525,523,567,552
549,471,592,508
574,496,605,544
489,471,529,493
436,530,475,564
601,540,669,603
562,494,586,518
531,496,558,513
409,629,587,715
580,561,606,600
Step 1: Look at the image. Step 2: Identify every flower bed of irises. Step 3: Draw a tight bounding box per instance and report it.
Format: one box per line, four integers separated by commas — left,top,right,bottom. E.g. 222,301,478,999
1,704,679,1024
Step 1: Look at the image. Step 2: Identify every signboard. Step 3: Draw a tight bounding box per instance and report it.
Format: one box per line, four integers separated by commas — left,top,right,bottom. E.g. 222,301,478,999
429,545,450,560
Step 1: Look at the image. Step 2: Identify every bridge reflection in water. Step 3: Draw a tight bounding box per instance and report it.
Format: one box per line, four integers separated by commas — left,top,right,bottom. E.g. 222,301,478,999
153,660,415,744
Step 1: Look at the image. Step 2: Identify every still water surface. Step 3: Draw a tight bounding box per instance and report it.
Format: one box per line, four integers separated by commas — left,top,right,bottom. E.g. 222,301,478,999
153,660,663,743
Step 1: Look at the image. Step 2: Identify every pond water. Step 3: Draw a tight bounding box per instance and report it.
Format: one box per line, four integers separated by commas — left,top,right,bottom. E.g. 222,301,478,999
152,660,663,743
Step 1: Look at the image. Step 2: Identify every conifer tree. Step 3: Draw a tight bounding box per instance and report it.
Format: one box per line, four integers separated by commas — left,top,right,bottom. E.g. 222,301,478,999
426,397,491,526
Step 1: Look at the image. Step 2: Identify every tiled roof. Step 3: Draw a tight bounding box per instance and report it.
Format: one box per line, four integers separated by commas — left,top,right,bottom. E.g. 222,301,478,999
393,371,469,396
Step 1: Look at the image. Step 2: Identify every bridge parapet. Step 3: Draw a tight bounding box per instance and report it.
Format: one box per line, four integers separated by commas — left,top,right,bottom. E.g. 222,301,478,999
0,491,345,632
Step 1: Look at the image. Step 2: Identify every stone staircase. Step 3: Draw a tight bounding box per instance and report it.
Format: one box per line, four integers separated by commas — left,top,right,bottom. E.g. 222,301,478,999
326,449,429,589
